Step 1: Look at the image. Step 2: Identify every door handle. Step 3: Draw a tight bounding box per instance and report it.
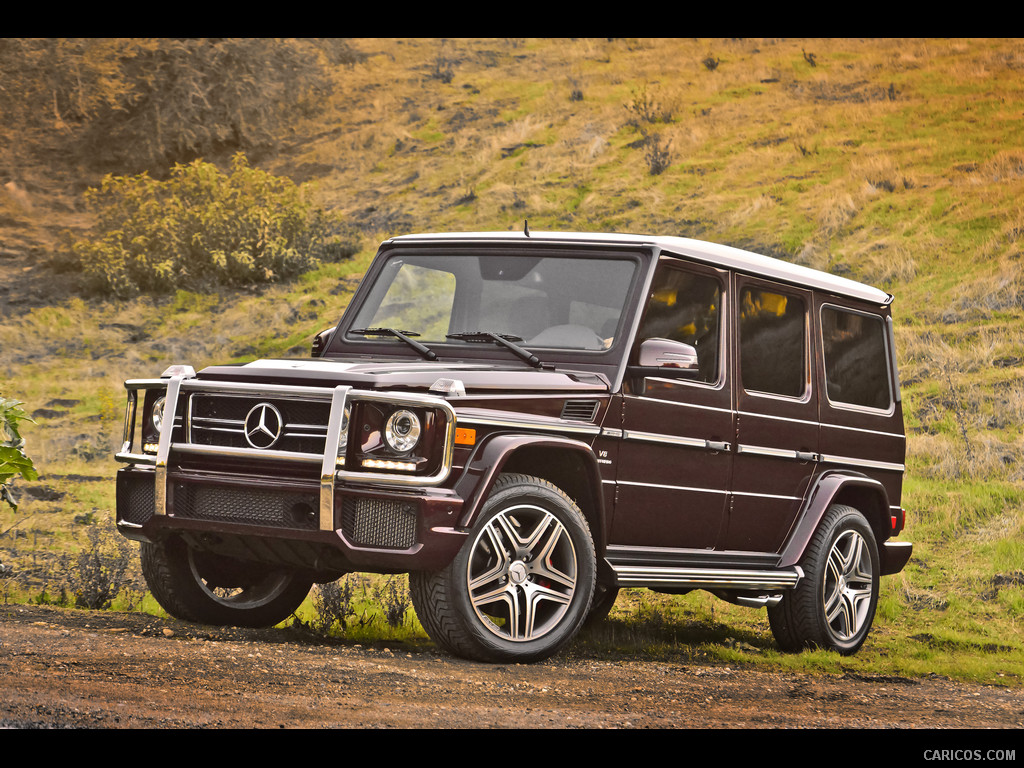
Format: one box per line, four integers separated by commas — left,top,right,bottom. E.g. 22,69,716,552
706,440,731,453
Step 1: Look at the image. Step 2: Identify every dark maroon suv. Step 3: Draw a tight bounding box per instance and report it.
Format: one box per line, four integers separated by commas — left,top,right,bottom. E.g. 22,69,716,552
116,231,912,662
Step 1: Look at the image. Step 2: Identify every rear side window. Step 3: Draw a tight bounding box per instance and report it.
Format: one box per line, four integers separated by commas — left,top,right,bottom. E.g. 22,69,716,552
821,306,892,410
739,287,806,397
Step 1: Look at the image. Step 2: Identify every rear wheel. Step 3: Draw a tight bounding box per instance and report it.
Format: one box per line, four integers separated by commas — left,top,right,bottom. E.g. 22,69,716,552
411,473,596,663
768,504,879,655
141,536,312,628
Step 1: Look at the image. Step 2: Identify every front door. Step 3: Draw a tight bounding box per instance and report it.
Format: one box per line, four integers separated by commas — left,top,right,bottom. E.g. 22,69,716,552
611,257,733,551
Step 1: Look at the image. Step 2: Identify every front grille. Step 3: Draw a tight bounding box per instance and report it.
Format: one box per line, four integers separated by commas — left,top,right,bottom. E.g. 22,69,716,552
341,497,418,549
117,473,155,525
188,394,330,454
171,482,319,531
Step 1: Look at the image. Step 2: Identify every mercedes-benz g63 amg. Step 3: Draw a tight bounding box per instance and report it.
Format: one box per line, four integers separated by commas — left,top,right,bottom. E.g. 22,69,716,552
116,231,912,662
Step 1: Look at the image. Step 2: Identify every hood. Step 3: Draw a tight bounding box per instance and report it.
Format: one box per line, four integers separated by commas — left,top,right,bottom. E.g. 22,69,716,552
196,357,612,395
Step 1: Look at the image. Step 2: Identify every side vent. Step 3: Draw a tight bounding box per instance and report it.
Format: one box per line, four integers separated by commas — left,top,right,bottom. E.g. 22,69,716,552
560,399,600,422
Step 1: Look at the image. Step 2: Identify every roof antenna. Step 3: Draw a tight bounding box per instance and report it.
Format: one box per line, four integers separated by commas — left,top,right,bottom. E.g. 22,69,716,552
523,219,530,237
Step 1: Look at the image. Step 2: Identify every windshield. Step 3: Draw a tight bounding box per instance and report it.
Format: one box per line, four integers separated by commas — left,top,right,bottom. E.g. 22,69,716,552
347,251,638,352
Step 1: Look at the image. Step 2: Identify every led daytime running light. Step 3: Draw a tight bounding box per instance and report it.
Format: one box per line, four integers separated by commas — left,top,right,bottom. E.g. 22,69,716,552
361,458,417,472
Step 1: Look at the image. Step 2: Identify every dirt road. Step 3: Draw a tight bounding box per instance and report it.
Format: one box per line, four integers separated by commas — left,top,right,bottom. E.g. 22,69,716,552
2,604,1022,731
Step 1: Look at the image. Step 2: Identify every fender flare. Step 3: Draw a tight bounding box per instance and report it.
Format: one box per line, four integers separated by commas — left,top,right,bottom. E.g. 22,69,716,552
452,432,607,549
778,471,891,569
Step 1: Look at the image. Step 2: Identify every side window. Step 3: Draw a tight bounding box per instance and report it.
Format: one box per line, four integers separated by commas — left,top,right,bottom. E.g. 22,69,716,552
739,287,806,397
637,263,722,384
821,306,892,410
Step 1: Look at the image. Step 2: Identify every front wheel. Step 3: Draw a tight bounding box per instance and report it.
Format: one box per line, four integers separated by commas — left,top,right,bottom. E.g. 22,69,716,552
141,536,312,628
411,473,596,663
768,504,879,655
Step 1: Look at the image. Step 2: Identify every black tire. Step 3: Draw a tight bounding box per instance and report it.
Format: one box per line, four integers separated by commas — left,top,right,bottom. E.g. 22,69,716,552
768,504,879,655
411,473,597,663
141,536,312,628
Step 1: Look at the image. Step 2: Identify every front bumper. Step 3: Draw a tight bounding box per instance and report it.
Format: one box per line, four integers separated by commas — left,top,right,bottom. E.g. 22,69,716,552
116,465,467,573
115,374,467,575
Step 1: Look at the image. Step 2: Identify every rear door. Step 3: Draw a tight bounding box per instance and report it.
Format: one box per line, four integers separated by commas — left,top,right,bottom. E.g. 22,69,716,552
725,275,819,553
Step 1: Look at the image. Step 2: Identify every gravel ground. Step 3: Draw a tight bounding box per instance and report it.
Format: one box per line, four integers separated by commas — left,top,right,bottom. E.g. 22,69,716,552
2,604,1023,734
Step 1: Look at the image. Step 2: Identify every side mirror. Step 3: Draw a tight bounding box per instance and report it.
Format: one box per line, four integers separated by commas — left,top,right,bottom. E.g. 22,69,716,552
627,338,700,391
311,326,336,357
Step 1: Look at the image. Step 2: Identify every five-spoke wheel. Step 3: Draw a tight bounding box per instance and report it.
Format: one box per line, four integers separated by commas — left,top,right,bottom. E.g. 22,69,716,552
467,502,579,643
768,504,879,655
821,526,875,643
411,473,596,663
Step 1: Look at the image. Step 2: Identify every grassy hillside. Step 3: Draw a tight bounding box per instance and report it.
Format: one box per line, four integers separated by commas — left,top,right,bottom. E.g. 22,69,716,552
1,38,1022,683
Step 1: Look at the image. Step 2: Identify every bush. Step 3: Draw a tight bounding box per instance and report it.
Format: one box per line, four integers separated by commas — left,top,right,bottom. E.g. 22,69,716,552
0,38,365,171
374,576,411,628
623,84,674,128
66,153,355,297
63,517,139,610
0,396,37,512
309,578,357,636
644,133,672,176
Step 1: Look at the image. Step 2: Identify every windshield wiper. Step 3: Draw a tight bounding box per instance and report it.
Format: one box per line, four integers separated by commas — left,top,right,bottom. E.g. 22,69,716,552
446,331,547,369
351,328,438,361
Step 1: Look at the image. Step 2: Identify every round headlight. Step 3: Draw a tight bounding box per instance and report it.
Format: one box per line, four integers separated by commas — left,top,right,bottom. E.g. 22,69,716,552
384,409,421,453
151,396,167,433
336,405,351,460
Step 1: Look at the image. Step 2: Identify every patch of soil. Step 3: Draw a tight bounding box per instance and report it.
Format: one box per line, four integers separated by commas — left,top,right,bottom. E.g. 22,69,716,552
19,484,65,502
0,249,84,316
2,604,1022,730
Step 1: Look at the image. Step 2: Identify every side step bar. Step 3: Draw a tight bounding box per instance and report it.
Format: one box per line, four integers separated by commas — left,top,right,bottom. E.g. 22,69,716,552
610,564,804,593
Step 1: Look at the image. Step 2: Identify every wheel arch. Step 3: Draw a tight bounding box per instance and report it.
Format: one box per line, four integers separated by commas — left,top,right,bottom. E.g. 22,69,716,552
453,433,607,554
778,471,890,569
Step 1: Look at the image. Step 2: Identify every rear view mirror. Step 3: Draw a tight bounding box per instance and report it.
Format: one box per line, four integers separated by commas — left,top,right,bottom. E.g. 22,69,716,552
628,338,701,390
634,337,699,372
311,326,336,357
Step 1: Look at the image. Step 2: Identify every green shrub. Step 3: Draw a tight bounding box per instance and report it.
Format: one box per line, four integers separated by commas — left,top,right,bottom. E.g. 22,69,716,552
66,153,355,297
0,396,37,512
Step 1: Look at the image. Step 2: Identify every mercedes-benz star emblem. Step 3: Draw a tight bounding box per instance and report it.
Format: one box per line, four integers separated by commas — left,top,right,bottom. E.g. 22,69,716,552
244,403,283,449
